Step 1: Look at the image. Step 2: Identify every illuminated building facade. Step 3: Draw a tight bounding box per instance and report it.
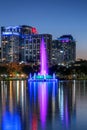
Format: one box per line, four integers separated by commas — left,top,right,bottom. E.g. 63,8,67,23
1,25,37,63
51,35,76,65
1,25,52,65
20,34,52,65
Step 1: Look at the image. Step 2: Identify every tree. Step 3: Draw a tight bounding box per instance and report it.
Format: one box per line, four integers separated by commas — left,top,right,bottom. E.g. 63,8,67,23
7,63,22,76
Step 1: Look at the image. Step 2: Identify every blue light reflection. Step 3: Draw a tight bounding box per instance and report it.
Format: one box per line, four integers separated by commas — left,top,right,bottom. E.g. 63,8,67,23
2,111,21,130
28,81,58,129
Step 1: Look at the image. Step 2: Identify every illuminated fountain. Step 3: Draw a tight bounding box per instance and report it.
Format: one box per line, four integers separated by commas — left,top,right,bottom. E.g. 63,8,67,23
40,37,48,75
29,38,57,82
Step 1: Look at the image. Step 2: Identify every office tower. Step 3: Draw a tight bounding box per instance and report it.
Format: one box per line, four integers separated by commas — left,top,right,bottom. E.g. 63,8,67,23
1,25,52,66
1,25,37,63
20,34,52,66
51,35,76,65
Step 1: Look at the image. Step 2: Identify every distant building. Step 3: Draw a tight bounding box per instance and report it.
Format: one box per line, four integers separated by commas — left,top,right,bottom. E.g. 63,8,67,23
51,35,76,65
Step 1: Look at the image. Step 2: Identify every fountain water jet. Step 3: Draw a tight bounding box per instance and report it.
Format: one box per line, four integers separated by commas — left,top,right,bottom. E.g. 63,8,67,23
28,38,57,82
40,38,48,75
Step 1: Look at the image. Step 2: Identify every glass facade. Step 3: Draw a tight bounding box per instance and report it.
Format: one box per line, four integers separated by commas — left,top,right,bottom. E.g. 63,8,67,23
1,26,52,65
20,34,52,65
1,25,38,63
51,35,76,65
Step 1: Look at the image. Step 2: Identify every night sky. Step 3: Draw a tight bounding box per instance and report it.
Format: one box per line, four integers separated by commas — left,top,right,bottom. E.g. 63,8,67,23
0,0,87,59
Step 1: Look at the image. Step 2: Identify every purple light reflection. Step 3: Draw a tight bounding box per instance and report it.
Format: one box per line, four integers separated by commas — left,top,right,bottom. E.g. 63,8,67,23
38,82,48,127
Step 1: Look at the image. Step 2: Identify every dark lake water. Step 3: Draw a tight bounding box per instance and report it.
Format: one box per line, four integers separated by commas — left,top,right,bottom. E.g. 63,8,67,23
0,80,87,130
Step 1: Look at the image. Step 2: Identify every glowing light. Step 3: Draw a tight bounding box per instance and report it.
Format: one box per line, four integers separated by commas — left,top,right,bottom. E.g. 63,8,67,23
21,81,24,109
32,28,37,34
72,80,76,107
58,37,71,43
2,32,19,35
38,82,48,126
32,114,38,130
28,38,57,82
40,38,48,75
58,86,64,121
9,81,13,113
34,82,37,105
60,50,63,53
17,81,20,103
6,26,19,29
2,111,21,130
52,83,56,113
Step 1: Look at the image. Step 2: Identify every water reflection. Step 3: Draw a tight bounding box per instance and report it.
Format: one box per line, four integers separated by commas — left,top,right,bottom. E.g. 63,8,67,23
59,81,77,128
1,81,22,130
28,82,58,130
38,82,48,126
0,80,87,130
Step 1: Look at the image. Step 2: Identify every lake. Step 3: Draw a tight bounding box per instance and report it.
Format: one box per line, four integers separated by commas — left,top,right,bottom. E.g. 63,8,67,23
0,80,87,130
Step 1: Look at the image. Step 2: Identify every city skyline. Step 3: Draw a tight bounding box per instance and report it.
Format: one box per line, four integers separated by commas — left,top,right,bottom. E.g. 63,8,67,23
0,0,87,59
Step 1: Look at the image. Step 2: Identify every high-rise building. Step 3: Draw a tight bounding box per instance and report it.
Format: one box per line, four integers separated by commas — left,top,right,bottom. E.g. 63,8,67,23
51,35,76,65
1,25,37,63
20,34,52,65
1,25,52,66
